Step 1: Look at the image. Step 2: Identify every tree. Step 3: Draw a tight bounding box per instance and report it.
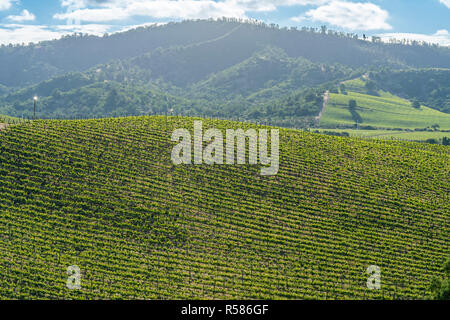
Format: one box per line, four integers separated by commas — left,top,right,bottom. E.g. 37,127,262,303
105,88,119,110
443,137,450,146
104,88,127,113
348,99,362,125
430,257,450,299
329,87,339,94
371,36,381,43
411,99,421,109
340,83,347,94
365,80,377,94
52,89,62,99
431,123,440,131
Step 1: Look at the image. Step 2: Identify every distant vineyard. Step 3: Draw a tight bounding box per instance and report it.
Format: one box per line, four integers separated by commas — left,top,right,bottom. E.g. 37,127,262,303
320,90,450,130
0,116,448,299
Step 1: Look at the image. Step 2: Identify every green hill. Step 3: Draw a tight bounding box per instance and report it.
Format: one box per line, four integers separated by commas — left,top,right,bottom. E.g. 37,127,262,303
320,91,450,130
0,116,448,299
1,20,449,125
320,79,450,130
0,53,344,123
372,69,450,113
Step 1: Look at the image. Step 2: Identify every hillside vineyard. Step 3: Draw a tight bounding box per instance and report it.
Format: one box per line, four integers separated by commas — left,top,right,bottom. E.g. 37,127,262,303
0,116,448,299
171,120,280,175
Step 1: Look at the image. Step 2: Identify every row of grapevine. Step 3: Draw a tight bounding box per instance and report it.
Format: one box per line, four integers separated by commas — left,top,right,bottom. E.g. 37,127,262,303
0,116,448,299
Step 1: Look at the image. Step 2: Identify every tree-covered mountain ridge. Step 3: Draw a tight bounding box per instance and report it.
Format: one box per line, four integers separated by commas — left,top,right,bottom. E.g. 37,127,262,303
0,19,449,127
1,18,450,89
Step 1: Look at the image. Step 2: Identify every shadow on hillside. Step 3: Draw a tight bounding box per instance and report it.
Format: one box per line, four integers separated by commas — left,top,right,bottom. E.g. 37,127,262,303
349,108,363,124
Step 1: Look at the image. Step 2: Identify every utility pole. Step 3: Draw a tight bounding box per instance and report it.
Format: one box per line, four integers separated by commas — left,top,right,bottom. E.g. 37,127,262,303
33,96,38,120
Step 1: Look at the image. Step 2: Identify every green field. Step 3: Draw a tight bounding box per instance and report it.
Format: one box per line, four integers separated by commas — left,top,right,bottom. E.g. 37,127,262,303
320,76,450,133
320,91,450,130
316,129,449,142
341,78,368,93
0,116,448,299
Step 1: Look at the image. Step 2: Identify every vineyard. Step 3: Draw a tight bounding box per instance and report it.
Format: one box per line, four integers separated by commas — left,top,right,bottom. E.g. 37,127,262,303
316,129,449,142
319,77,450,132
0,116,448,299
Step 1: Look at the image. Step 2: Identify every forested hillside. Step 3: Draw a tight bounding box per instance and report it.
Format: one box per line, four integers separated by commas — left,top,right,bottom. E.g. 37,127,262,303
0,20,243,88
371,69,450,113
0,43,351,123
1,19,449,89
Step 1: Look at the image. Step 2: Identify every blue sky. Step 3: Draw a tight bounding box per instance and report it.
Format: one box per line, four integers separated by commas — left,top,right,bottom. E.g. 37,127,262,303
0,0,449,45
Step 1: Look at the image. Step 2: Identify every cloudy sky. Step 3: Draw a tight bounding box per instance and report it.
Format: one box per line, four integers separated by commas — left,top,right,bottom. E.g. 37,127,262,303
0,0,449,46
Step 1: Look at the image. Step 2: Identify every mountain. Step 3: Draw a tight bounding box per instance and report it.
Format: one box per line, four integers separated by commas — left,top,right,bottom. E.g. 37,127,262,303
0,116,448,299
0,44,352,124
1,19,450,90
0,19,449,137
0,84,9,95
0,20,246,88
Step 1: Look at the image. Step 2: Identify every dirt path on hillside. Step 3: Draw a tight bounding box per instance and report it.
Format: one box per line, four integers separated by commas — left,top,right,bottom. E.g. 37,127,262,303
315,91,329,125
183,24,243,49
0,123,7,131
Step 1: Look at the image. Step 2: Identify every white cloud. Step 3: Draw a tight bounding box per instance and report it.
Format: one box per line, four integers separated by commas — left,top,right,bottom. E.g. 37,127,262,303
0,25,64,45
54,1,242,22
0,0,14,11
0,0,336,45
0,24,111,45
230,0,330,12
439,0,450,9
8,0,448,46
6,10,36,22
53,0,332,22
292,1,392,31
378,29,450,47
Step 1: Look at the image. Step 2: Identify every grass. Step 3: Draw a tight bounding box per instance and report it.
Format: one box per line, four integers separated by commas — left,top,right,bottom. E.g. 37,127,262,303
316,129,449,142
320,91,450,130
341,78,367,93
0,116,448,299
321,77,450,142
